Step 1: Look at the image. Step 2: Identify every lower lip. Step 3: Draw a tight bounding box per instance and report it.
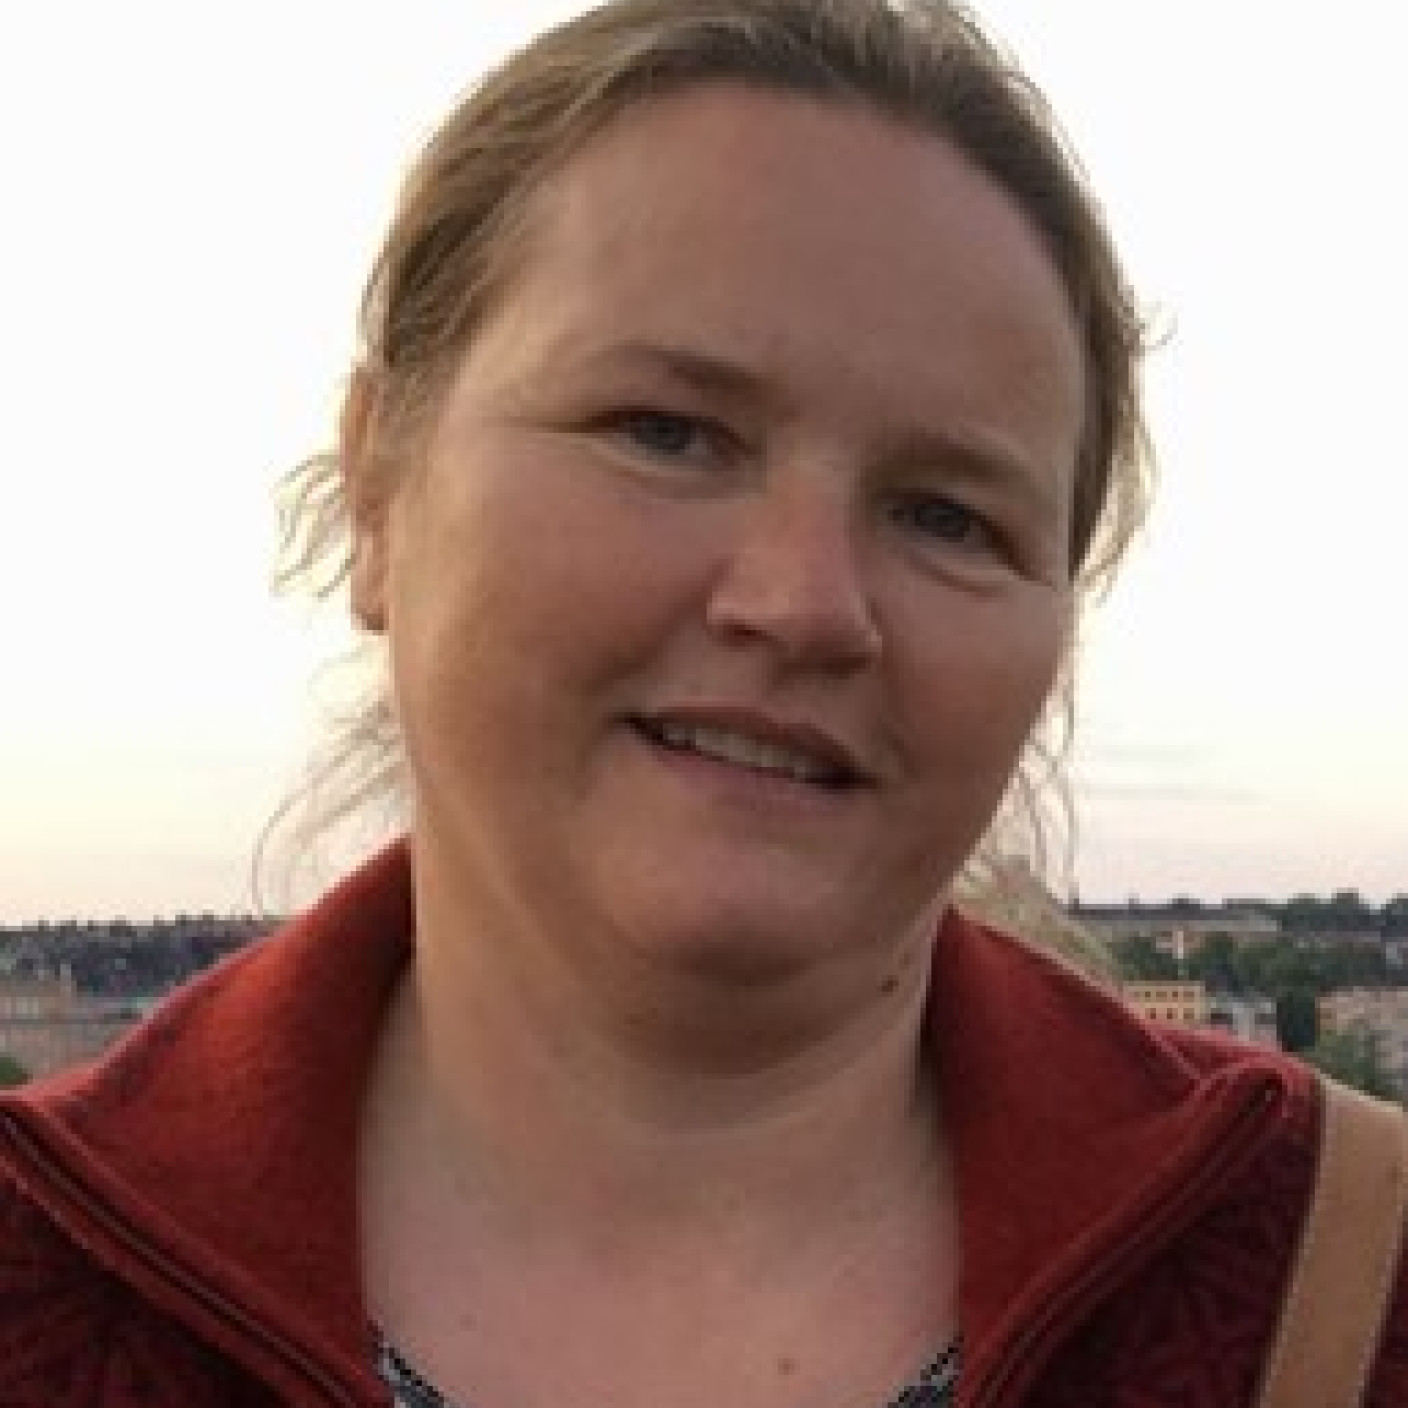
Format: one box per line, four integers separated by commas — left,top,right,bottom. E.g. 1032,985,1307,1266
632,724,861,810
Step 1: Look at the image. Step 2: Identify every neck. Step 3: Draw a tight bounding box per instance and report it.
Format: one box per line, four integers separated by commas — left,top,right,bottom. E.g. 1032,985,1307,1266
365,845,946,1252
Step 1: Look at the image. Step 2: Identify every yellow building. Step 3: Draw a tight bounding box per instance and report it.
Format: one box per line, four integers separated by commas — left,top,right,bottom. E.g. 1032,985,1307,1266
1121,980,1210,1027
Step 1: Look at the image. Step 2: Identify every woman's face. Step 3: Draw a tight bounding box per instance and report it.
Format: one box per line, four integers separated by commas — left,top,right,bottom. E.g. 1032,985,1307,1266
354,85,1084,987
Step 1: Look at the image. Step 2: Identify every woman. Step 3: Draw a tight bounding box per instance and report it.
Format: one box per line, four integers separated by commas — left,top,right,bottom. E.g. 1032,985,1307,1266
2,2,1403,1404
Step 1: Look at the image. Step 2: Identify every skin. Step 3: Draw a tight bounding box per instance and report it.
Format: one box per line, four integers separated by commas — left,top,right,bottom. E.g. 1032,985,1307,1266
354,84,1084,1408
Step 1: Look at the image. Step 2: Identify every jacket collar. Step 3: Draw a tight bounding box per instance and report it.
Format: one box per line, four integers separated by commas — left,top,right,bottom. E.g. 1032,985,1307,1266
2,841,1300,1400
931,915,1300,1398
1,841,415,1402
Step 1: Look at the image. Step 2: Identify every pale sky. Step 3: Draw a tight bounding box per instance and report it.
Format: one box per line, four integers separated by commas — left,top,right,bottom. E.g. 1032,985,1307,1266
2,2,1405,921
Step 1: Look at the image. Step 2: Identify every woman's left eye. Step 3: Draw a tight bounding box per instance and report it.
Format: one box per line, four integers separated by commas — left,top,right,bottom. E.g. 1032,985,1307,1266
614,409,720,464
891,494,998,551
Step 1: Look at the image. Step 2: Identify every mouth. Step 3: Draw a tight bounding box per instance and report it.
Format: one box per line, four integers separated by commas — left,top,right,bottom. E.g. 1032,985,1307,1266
630,712,868,792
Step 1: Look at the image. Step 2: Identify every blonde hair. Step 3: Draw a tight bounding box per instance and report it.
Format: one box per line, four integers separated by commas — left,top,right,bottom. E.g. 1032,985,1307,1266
264,0,1153,912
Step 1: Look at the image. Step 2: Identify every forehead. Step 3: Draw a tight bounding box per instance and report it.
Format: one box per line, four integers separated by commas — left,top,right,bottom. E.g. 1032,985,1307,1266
476,84,1083,462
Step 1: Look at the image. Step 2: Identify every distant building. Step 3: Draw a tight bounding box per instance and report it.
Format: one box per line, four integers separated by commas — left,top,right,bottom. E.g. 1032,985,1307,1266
1206,993,1280,1048
0,968,138,1079
1318,989,1408,1097
1121,980,1210,1027
0,968,76,1021
0,915,268,1079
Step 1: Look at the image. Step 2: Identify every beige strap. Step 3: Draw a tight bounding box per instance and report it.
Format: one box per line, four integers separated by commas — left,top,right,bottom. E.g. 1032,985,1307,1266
1256,1077,1408,1407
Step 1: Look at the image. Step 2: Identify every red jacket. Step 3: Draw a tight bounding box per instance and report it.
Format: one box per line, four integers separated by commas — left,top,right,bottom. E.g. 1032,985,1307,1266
2,842,1405,1406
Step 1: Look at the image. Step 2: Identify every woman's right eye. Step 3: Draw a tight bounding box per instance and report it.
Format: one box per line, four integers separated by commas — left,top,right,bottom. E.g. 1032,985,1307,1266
606,408,730,467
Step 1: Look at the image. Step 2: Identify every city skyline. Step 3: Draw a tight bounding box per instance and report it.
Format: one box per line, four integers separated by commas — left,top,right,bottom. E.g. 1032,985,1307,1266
3,1,1405,920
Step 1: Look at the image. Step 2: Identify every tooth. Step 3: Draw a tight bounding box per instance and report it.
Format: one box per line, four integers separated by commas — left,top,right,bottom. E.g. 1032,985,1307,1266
658,722,829,783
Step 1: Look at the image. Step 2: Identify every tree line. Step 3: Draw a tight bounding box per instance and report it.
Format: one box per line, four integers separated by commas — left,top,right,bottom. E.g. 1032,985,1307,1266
1090,890,1408,937
1110,932,1393,995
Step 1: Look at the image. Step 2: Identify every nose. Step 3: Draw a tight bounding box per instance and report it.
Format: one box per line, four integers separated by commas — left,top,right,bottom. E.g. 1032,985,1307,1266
704,465,881,671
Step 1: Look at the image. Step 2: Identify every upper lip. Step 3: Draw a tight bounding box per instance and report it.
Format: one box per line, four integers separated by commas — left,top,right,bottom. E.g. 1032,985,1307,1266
632,705,875,786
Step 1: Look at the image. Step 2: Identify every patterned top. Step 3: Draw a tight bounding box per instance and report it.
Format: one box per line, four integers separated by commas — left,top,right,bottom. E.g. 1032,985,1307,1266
376,1334,960,1408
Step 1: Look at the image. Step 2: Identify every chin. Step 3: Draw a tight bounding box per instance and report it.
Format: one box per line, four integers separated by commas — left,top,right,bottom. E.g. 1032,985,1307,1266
661,929,823,987
615,885,882,990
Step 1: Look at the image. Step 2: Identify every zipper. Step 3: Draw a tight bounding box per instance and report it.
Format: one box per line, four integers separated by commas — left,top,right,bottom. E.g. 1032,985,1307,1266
0,1111,378,1408
964,1076,1286,1407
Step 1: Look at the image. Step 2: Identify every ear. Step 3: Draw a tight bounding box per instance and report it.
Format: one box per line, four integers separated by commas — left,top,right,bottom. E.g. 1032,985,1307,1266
339,367,390,633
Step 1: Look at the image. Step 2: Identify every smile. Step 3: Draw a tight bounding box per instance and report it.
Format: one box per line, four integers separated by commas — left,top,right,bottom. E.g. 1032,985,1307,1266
632,715,863,790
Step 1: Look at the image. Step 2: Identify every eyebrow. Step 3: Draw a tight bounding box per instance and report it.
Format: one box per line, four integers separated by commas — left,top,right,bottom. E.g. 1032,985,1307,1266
581,340,1067,513
586,341,775,404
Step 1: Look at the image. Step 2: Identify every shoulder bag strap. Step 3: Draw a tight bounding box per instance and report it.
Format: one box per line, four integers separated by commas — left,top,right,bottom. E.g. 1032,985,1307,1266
1255,1076,1408,1407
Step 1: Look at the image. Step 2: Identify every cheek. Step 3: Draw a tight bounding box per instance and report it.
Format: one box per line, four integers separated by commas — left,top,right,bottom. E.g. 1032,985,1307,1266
900,591,1069,777
383,453,672,749
380,482,509,777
